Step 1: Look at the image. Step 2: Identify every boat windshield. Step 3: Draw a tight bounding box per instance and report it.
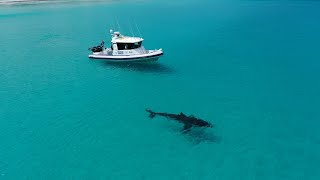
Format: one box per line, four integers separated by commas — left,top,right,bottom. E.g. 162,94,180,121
117,41,142,50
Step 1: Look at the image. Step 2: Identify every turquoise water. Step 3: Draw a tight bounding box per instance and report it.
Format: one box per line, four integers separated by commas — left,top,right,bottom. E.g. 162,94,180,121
1,0,320,179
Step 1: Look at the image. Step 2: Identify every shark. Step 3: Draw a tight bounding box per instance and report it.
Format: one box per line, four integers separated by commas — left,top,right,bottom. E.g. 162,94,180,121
146,109,213,132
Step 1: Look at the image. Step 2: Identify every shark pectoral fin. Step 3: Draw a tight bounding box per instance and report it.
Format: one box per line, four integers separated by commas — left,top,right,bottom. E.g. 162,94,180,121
149,113,156,118
182,123,192,133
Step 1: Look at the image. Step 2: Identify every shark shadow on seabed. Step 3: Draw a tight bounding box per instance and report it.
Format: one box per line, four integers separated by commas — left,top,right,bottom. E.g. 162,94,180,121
166,124,220,145
181,128,221,145
102,62,175,74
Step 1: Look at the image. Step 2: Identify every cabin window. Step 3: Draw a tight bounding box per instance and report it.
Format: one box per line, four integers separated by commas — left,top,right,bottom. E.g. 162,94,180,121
134,42,142,48
116,42,142,50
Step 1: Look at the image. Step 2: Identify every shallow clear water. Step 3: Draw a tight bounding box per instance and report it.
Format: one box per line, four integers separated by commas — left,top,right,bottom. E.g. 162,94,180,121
1,0,320,179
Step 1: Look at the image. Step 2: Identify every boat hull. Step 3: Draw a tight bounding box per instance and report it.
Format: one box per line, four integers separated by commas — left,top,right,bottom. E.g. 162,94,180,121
89,52,163,62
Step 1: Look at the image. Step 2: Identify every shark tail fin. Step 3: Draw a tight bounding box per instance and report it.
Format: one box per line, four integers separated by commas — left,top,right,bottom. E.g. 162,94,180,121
146,109,156,119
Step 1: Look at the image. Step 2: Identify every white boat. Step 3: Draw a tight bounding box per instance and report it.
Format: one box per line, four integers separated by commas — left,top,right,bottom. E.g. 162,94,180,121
88,30,163,62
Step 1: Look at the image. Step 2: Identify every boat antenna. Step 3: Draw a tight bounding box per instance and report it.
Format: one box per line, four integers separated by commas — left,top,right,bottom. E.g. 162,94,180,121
109,21,114,35
111,20,116,32
129,20,135,37
134,19,142,38
116,17,122,33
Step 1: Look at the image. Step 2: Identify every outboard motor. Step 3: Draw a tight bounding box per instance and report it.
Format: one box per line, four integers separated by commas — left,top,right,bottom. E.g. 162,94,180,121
88,42,104,53
89,45,103,52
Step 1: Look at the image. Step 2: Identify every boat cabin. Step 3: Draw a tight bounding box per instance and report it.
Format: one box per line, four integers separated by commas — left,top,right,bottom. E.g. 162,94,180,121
110,31,145,55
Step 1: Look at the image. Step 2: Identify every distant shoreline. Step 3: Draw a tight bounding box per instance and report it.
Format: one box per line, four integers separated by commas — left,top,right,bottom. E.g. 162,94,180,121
0,0,120,6
0,0,49,5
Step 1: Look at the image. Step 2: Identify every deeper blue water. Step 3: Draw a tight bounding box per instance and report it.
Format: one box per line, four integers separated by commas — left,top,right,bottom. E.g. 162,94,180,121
1,0,320,179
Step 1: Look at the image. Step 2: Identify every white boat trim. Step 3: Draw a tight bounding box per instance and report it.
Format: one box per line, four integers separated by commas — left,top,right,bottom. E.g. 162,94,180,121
89,50,163,59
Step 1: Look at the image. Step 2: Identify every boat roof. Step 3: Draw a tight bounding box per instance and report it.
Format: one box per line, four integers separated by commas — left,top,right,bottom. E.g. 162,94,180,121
112,36,143,43
111,31,143,43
